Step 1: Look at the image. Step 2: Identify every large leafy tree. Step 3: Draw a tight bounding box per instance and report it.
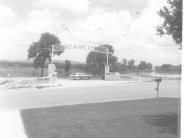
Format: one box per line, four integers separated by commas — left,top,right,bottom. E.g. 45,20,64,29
86,44,118,80
156,0,182,49
28,32,64,77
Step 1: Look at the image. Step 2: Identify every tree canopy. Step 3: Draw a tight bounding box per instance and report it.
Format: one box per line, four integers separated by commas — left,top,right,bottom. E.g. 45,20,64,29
139,61,152,71
86,44,118,79
156,0,182,49
128,59,135,70
27,32,64,77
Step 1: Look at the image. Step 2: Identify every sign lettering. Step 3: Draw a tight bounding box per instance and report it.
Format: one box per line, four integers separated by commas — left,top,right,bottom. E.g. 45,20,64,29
53,44,64,51
53,44,108,54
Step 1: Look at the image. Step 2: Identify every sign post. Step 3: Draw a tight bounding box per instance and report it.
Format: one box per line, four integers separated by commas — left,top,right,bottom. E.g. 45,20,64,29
105,66,109,73
107,48,109,66
51,45,54,64
155,78,162,98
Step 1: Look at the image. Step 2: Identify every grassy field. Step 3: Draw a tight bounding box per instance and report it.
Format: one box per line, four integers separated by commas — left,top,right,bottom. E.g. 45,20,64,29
0,67,95,79
0,68,48,78
21,98,180,138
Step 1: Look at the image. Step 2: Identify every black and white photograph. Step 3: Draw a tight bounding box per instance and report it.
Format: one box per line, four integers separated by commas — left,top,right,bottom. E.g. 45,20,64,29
0,0,182,138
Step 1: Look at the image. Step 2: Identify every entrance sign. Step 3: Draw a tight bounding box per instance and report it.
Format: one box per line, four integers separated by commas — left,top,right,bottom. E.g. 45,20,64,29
93,46,108,54
53,44,65,51
51,44,109,67
52,44,107,54
48,64,56,75
105,66,109,73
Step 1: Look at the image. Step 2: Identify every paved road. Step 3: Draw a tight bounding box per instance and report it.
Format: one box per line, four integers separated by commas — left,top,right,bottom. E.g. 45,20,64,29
0,80,181,112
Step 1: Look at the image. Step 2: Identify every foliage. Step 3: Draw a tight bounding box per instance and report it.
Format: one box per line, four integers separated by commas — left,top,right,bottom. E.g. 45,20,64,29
121,58,127,65
139,61,152,71
157,0,182,49
27,32,64,77
0,60,182,78
0,79,14,85
156,64,181,74
120,58,128,72
162,63,174,69
86,44,118,79
84,64,101,75
64,60,71,75
128,59,135,70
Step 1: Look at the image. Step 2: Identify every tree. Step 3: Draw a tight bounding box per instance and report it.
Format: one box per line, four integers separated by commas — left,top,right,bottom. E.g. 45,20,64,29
139,61,147,71
121,58,128,72
121,58,127,65
28,32,64,77
86,44,118,80
162,64,174,69
128,59,135,71
64,60,71,75
156,0,182,49
139,61,152,71
146,62,152,70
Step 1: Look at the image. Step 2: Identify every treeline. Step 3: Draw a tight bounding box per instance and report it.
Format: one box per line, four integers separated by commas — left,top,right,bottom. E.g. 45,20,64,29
0,61,33,68
156,64,182,74
0,60,181,75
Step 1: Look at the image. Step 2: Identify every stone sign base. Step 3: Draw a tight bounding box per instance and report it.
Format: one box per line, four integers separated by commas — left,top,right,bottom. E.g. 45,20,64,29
105,72,156,82
105,72,122,81
5,73,58,89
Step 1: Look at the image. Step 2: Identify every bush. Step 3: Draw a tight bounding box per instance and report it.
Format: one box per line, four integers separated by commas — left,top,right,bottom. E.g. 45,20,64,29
0,79,14,85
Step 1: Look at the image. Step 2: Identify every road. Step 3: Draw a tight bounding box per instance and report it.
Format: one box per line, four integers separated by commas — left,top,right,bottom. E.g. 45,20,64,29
0,80,181,112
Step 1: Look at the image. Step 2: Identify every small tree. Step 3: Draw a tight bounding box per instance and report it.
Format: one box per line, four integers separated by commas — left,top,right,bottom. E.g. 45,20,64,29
146,63,152,70
64,60,71,75
128,59,135,71
121,58,128,72
27,32,64,77
139,61,147,71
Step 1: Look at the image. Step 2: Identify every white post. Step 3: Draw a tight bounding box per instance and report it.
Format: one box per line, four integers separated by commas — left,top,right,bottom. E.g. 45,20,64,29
105,48,109,81
107,48,109,66
51,45,54,64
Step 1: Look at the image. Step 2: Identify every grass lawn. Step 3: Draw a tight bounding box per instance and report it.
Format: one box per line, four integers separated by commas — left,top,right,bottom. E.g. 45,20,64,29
21,98,180,138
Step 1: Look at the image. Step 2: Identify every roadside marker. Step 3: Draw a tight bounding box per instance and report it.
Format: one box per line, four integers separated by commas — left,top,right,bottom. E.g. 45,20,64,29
155,78,162,98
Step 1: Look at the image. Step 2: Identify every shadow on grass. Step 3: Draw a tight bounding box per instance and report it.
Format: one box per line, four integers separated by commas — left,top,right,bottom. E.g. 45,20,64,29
143,112,180,135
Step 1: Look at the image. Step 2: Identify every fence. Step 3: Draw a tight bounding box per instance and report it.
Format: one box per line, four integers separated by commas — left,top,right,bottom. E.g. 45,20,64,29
119,67,181,78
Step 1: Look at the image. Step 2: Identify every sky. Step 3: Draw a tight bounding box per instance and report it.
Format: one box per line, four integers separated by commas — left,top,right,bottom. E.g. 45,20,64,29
0,0,182,66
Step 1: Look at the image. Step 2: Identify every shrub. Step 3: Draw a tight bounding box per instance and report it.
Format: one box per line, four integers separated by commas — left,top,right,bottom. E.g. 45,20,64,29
0,79,14,85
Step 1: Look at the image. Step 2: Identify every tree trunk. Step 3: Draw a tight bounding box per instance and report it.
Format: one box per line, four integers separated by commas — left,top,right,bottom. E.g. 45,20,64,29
41,66,44,77
100,64,105,80
40,56,47,77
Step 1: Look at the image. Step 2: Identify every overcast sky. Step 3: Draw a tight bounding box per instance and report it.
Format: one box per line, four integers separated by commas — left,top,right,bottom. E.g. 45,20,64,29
0,0,181,66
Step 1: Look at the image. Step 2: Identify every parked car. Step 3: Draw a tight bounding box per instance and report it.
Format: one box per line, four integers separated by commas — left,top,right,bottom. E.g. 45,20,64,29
70,73,92,80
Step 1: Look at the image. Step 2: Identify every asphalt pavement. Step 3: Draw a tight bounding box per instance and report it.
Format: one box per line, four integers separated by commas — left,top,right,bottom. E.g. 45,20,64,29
0,80,181,112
